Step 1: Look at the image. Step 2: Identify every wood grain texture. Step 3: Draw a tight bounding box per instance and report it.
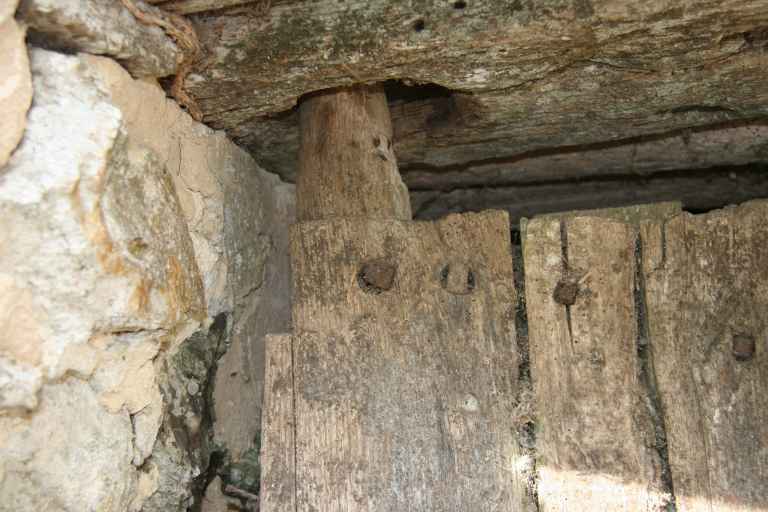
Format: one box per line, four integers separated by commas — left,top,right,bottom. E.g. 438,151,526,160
148,0,258,14
641,201,768,511
259,334,296,512
289,211,533,511
188,0,768,185
411,167,768,221
296,85,411,222
524,216,668,511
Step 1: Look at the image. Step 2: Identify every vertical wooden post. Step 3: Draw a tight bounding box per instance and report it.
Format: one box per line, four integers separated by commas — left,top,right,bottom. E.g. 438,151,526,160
259,85,530,511
295,84,411,221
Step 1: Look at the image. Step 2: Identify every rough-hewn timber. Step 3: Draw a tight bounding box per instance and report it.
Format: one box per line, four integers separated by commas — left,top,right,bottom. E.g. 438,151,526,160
286,212,532,511
186,0,768,187
411,164,768,221
641,201,768,511
524,216,668,511
296,85,410,221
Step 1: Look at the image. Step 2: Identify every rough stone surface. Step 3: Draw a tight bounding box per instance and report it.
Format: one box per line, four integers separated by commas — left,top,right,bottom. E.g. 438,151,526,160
0,48,203,511
141,314,228,511
0,2,32,168
208,176,294,459
0,49,293,512
18,0,181,78
186,0,768,195
86,50,296,510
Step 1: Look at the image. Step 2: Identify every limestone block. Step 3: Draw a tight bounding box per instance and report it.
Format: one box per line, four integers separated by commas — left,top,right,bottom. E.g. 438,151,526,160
0,46,295,512
82,55,297,473
82,53,291,319
18,0,181,78
0,2,32,168
0,381,137,511
0,48,204,511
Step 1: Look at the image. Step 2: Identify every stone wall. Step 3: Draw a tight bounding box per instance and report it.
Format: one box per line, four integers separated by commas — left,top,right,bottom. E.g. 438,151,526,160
0,36,294,512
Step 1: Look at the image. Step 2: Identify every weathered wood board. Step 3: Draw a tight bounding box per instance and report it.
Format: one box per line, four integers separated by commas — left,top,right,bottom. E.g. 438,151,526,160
287,211,532,511
523,215,668,511
260,334,295,512
641,201,768,511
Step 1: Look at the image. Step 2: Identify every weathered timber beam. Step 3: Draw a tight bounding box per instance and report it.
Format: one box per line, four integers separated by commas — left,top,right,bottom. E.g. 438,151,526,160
411,164,768,221
186,0,768,190
189,0,768,118
239,114,768,186
296,85,411,221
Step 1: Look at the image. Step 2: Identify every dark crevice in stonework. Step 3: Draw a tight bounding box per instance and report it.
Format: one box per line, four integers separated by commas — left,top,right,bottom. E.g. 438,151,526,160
185,312,263,512
383,79,452,103
169,312,229,512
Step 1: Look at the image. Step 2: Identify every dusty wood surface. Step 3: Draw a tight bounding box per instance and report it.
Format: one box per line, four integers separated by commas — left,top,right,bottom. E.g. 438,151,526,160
523,215,668,510
525,201,681,227
296,85,410,221
186,0,768,188
288,211,533,511
641,201,768,511
259,334,295,512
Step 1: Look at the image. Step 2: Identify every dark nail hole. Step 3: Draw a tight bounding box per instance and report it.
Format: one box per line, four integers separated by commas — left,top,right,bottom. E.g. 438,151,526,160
372,135,381,148
413,19,426,32
453,1,467,9
440,263,476,295
553,280,579,306
732,333,756,361
358,259,397,294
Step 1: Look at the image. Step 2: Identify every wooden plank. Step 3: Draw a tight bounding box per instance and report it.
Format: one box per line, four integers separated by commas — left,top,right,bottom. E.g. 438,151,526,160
641,200,768,511
289,210,532,511
259,334,295,512
524,215,668,511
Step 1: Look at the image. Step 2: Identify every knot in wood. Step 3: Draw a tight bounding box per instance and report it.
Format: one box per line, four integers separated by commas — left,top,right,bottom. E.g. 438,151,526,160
358,259,397,294
732,333,756,361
